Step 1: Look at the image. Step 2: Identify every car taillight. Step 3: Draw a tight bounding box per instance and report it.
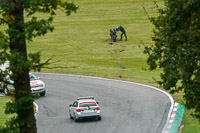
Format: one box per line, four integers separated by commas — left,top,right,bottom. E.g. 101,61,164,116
94,107,100,110
76,109,84,112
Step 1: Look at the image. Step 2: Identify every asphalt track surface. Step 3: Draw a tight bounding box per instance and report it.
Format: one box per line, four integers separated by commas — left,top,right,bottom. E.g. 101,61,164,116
35,73,172,133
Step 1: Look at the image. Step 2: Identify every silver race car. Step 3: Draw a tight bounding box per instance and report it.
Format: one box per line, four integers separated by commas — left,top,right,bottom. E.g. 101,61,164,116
69,96,101,122
0,73,46,96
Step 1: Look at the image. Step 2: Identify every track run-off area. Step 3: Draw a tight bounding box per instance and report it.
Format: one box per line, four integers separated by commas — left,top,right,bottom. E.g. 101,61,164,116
34,73,173,133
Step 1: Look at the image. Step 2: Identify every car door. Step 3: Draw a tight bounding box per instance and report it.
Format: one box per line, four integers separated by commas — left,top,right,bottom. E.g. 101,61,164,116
70,101,78,117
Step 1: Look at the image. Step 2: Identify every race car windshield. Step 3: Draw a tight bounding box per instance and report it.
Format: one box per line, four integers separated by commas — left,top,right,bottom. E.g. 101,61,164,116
29,74,38,81
79,102,97,107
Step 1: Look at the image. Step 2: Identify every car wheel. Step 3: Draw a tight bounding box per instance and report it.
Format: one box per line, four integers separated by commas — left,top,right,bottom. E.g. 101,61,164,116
40,91,46,96
98,117,101,120
3,88,8,95
69,114,73,119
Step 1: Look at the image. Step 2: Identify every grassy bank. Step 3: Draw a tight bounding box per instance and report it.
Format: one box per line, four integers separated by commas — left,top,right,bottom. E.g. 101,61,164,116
28,0,162,85
182,109,200,133
0,97,13,126
0,0,199,132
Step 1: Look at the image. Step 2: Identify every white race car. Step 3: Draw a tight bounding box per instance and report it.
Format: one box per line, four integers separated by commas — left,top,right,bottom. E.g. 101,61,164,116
0,73,46,96
69,96,101,122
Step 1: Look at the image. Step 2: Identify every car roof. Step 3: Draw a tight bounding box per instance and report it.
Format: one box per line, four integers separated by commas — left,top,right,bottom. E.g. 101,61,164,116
75,96,97,103
78,99,96,103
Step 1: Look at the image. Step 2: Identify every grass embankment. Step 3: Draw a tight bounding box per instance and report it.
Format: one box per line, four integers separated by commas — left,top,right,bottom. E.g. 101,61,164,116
0,0,199,132
28,0,162,85
0,97,13,126
0,96,36,127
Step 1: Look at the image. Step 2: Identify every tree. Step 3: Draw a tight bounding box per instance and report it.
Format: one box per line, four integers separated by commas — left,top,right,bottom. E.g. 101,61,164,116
144,0,200,121
0,0,78,132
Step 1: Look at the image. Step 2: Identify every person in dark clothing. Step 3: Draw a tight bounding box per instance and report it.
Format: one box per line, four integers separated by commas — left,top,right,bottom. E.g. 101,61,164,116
115,25,127,41
110,29,117,42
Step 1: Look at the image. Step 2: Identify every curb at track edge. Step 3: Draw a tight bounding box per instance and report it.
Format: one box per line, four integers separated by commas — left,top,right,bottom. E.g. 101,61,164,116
34,102,39,116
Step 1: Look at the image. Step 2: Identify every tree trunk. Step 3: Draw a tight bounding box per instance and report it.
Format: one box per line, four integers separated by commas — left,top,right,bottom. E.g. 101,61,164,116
7,0,37,132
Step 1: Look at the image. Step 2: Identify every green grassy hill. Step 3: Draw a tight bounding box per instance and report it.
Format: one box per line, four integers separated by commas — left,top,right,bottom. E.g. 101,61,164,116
28,0,162,84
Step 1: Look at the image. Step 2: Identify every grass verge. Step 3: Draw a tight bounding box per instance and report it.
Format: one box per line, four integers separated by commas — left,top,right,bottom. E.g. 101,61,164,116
0,97,13,127
0,96,36,127
182,109,200,133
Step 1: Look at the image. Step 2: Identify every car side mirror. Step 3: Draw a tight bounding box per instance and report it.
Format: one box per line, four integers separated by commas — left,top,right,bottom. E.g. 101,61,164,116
96,102,99,104
69,104,72,107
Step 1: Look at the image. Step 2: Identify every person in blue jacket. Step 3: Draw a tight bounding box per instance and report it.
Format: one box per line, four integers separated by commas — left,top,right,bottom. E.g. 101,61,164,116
115,25,127,41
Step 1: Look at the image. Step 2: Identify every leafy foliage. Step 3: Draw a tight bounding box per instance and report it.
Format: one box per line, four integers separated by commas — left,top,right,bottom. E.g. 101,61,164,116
0,0,78,132
144,0,200,120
